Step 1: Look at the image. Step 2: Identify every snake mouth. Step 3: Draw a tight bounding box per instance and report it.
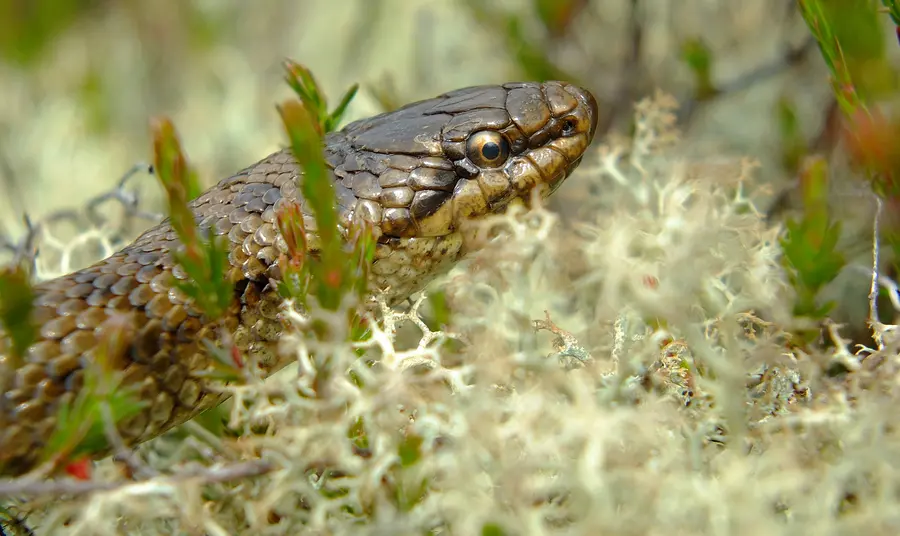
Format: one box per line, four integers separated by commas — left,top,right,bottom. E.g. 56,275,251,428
546,153,586,195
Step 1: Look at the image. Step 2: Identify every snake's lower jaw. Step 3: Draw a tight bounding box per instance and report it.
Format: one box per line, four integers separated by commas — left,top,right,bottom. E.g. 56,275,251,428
566,155,585,177
541,153,587,199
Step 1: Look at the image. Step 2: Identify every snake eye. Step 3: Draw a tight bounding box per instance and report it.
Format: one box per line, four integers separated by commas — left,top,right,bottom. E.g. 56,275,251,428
466,130,510,169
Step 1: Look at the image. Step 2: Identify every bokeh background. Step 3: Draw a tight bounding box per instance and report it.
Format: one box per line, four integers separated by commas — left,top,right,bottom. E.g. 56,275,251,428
0,0,894,333
0,1,849,225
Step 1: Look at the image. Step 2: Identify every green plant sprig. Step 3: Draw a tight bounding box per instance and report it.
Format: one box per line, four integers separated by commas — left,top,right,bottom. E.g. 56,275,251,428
0,264,36,368
152,118,233,323
779,157,846,323
38,314,145,473
276,60,375,319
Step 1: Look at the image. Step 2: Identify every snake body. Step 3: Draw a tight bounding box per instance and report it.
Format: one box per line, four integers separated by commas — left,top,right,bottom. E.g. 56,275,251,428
0,81,598,476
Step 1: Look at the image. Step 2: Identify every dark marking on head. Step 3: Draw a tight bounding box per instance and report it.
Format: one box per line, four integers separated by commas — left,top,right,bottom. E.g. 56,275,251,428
411,190,450,221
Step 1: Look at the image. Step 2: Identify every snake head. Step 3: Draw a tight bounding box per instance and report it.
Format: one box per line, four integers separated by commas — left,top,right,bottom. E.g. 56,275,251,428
326,81,599,240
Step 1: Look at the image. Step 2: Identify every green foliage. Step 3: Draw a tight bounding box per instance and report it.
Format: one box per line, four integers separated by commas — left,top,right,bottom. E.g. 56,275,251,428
798,0,871,117
152,119,233,322
276,61,375,318
779,157,846,320
426,290,452,331
393,471,429,513
0,0,97,66
776,97,807,173
883,0,900,24
843,111,900,200
274,199,312,303
0,264,36,366
680,37,718,100
348,416,369,452
801,0,900,280
532,0,588,38
39,315,145,470
194,338,247,384
397,433,423,467
482,523,508,536
818,0,895,100
77,68,113,136
392,433,428,511
282,60,358,136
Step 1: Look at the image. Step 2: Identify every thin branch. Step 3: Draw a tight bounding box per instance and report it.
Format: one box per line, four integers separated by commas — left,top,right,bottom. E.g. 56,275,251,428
0,460,273,498
85,163,161,227
100,402,158,480
868,194,885,350
678,35,816,124
0,162,161,273
533,310,594,370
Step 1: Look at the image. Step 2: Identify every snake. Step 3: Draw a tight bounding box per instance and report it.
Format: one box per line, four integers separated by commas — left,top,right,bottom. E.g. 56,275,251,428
0,81,599,477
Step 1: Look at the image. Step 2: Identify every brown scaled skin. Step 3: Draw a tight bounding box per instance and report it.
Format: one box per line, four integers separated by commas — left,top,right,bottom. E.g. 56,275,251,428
0,81,599,477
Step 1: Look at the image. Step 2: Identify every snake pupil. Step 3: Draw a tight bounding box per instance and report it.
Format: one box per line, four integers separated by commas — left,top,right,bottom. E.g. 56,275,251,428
466,130,510,168
482,142,500,160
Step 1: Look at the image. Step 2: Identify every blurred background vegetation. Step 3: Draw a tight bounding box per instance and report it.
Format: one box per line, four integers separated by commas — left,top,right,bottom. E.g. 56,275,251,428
0,0,898,339
6,2,900,532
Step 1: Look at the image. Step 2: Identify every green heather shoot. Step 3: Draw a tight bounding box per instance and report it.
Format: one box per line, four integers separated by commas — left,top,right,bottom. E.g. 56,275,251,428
0,264,36,367
151,118,233,322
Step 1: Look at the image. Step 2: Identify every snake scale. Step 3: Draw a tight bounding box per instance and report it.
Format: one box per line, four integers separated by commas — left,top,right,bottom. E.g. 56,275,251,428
0,81,599,477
